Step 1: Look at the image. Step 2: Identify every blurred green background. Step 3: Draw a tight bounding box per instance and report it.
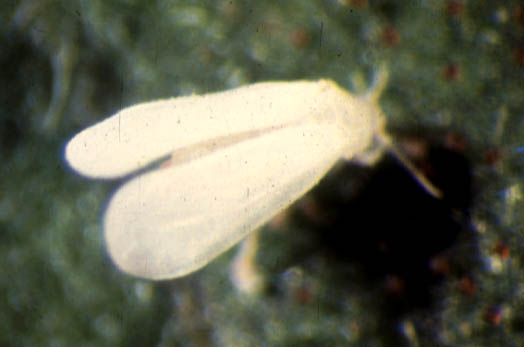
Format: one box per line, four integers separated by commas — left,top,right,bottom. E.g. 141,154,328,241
2,0,524,346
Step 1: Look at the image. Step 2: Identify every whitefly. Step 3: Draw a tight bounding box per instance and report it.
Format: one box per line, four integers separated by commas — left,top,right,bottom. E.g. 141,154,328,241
65,67,439,280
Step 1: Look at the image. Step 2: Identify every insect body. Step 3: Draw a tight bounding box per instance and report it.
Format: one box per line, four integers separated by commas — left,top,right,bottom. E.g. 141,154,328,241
66,69,392,280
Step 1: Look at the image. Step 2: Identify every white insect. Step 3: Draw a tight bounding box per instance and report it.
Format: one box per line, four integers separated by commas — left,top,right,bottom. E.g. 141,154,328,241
65,67,438,280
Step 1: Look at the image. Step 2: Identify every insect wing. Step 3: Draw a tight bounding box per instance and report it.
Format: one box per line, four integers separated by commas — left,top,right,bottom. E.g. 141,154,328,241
65,81,336,179
104,119,349,279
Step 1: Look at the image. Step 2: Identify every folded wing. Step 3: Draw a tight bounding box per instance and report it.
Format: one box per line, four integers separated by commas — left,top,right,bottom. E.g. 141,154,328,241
65,80,338,179
104,119,349,279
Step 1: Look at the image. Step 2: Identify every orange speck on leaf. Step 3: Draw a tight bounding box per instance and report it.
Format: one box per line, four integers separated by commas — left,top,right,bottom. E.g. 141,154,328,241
443,132,467,152
446,1,465,16
483,148,502,166
385,275,406,296
459,276,476,296
294,285,314,305
290,29,312,49
382,26,400,47
443,62,461,81
513,46,524,66
494,241,510,260
513,5,524,26
483,306,502,325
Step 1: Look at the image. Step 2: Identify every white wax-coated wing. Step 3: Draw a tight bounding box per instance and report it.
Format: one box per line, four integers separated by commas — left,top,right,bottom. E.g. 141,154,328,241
104,118,352,280
65,80,346,179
